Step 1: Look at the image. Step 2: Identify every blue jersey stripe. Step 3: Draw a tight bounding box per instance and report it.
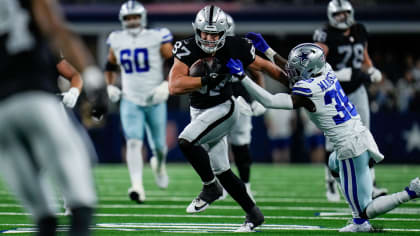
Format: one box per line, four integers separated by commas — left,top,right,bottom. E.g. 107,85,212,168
292,91,312,97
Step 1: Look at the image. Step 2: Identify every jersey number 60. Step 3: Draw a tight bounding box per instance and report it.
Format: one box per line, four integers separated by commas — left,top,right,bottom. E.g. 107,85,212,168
120,48,150,74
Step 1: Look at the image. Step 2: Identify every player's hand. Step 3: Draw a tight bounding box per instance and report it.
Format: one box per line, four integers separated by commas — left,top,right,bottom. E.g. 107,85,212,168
107,85,121,102
368,67,382,83
62,87,80,108
246,32,269,53
201,73,228,90
251,100,266,116
226,58,245,79
149,81,169,104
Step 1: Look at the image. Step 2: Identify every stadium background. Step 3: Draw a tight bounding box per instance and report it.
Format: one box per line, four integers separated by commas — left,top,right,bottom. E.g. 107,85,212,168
61,0,420,164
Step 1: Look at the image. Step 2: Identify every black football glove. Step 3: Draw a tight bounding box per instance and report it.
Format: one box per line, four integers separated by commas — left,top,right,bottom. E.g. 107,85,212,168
201,73,229,90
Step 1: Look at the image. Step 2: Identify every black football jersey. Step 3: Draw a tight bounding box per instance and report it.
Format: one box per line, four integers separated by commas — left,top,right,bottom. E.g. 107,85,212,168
313,23,368,94
173,36,256,109
0,0,59,100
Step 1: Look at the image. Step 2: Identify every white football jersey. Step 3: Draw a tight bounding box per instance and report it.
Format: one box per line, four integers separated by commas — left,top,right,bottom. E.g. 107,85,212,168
292,64,383,162
107,28,173,106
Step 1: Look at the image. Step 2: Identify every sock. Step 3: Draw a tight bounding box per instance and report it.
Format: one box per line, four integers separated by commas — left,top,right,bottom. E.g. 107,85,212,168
370,167,377,186
217,169,255,214
126,139,143,189
37,216,57,236
365,191,411,218
154,148,167,170
178,138,215,183
231,144,252,183
70,207,93,236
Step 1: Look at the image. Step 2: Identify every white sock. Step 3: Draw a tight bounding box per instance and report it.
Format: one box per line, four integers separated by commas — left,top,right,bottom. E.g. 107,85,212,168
366,191,411,218
126,139,143,189
370,168,376,185
325,165,335,182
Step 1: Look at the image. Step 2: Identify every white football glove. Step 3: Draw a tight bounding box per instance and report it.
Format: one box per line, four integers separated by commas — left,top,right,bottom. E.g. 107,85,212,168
236,96,253,116
62,87,80,108
149,81,169,104
368,67,382,83
251,100,266,116
107,85,122,103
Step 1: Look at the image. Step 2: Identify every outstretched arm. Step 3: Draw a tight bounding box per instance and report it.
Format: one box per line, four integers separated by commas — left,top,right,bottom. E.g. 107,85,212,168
246,32,288,69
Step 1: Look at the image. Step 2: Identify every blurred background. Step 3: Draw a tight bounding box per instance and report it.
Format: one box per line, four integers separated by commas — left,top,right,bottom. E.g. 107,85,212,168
61,0,420,164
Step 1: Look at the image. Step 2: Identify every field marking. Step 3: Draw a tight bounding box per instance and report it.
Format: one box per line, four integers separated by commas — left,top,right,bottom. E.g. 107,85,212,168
1,203,419,215
2,223,420,234
1,212,420,222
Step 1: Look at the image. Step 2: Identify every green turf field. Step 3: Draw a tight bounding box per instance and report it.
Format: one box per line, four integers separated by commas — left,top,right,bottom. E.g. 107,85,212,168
0,164,419,235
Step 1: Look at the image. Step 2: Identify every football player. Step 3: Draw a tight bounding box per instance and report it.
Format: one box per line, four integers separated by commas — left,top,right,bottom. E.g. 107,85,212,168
169,5,288,232
0,0,104,235
104,0,174,203
220,14,266,201
313,0,388,201
227,42,420,233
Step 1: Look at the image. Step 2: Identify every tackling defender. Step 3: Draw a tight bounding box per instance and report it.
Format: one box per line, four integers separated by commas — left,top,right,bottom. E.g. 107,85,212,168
313,0,388,201
104,0,173,203
226,42,420,233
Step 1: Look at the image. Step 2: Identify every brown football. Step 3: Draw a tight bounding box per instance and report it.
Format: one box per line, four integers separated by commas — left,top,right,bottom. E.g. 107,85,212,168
189,57,222,77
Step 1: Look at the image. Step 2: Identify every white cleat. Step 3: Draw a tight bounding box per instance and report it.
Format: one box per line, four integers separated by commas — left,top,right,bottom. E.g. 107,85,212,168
128,186,146,204
186,182,223,213
326,180,341,202
339,221,373,233
235,222,256,233
406,177,420,199
150,156,169,189
372,186,388,199
245,182,256,203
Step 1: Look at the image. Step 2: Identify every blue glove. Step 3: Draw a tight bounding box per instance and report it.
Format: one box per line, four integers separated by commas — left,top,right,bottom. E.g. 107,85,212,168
246,32,269,53
226,58,245,79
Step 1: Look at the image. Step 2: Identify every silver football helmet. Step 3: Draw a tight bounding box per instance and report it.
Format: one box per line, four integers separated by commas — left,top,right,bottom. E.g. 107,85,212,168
286,43,326,84
327,0,354,30
119,0,147,34
192,5,228,54
226,14,235,36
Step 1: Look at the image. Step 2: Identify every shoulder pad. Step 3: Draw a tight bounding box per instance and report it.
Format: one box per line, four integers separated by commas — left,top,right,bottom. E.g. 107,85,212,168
313,28,327,43
156,27,173,44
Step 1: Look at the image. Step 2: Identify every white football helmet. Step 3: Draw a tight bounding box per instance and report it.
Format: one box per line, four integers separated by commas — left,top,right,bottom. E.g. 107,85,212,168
119,0,147,34
226,14,235,36
327,0,355,30
286,43,326,84
192,5,228,54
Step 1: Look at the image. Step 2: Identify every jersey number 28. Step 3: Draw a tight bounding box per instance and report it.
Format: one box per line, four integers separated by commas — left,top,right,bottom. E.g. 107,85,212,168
120,48,149,74
324,81,358,125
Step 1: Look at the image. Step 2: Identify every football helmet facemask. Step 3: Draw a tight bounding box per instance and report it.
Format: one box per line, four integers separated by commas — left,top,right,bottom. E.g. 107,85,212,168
327,0,355,30
119,0,147,35
192,5,228,54
286,43,326,85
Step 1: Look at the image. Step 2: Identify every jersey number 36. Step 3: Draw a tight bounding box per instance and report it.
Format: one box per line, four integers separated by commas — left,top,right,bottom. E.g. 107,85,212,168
324,81,358,125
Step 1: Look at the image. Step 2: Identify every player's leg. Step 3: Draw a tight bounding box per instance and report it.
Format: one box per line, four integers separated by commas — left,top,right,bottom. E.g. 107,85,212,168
145,103,168,189
30,94,96,236
349,86,388,198
120,98,146,203
325,137,340,202
228,112,254,201
337,152,373,232
209,137,263,231
180,99,237,211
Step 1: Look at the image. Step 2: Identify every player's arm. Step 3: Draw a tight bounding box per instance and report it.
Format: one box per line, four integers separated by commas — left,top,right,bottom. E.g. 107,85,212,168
57,59,82,92
362,43,382,83
161,42,174,60
247,55,289,88
227,59,315,112
247,69,267,116
104,48,122,103
168,58,202,95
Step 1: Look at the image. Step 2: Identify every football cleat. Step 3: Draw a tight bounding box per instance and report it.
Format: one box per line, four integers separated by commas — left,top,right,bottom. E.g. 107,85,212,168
186,181,223,213
339,221,373,233
372,186,388,199
405,177,420,199
326,180,341,202
128,186,146,204
150,156,169,189
235,206,264,232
